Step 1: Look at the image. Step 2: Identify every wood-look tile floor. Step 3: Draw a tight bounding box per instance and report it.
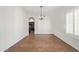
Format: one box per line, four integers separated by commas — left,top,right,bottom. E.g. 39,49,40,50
5,34,78,52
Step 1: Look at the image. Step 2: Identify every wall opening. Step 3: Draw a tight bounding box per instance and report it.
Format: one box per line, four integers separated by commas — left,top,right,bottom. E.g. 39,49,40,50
28,17,35,35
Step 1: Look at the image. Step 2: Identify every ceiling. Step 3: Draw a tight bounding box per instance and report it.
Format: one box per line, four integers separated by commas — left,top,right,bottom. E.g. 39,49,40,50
22,6,57,16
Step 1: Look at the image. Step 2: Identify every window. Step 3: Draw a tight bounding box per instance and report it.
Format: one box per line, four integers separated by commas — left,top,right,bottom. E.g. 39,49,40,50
66,11,74,34
74,9,79,36
66,9,79,36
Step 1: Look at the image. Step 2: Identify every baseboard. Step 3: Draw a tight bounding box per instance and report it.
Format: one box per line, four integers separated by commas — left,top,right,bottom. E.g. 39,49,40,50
54,32,79,51
4,35,28,52
35,33,53,35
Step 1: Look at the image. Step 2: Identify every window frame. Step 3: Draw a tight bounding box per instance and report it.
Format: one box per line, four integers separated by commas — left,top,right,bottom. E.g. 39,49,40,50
66,9,79,38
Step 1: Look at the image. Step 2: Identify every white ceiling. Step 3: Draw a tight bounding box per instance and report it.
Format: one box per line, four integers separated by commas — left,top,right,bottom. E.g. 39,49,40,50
22,6,57,16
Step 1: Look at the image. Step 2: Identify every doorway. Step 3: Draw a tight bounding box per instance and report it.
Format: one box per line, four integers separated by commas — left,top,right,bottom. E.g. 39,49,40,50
29,22,35,34
28,17,35,35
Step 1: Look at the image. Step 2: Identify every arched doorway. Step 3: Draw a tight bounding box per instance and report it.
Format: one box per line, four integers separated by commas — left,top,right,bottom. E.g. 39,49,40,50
29,17,35,34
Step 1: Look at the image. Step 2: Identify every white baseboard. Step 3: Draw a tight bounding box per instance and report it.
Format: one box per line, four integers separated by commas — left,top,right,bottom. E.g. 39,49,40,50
3,34,28,52
54,32,79,51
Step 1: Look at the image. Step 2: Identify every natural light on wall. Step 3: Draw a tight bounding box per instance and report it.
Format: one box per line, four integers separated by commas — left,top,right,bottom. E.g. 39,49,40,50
74,9,79,36
66,11,74,34
66,9,79,36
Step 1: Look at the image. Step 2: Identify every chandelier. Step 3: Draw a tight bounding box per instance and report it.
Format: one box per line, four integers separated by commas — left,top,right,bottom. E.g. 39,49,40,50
39,6,45,20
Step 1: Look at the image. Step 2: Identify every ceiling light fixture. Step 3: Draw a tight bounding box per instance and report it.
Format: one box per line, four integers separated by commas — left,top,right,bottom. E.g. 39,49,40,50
39,6,45,20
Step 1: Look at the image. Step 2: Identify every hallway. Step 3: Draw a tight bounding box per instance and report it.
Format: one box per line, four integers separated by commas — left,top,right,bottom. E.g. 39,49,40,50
5,34,78,52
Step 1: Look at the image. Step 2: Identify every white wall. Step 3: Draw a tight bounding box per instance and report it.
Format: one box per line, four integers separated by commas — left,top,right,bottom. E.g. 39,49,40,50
23,6,53,34
23,15,52,34
0,7,28,51
35,16,52,34
50,6,79,51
